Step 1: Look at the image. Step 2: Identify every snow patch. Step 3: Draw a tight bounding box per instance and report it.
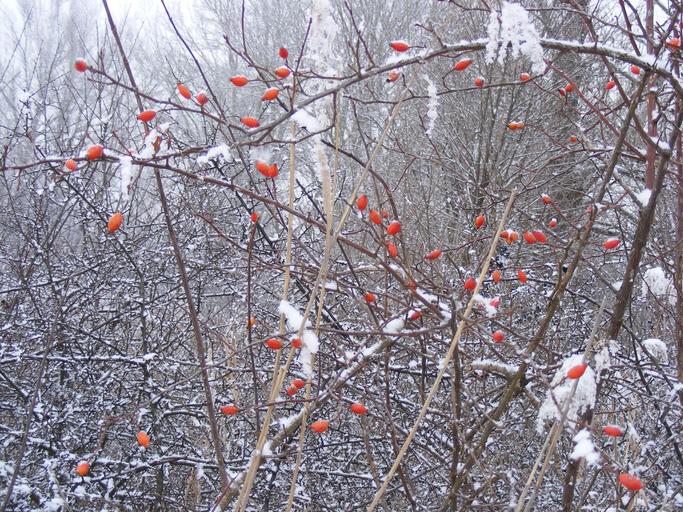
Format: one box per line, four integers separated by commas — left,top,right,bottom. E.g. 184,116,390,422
641,267,675,305
570,429,601,466
279,300,320,377
641,338,668,365
383,318,405,334
536,354,597,432
292,109,323,132
635,189,651,206
423,76,438,136
487,2,545,75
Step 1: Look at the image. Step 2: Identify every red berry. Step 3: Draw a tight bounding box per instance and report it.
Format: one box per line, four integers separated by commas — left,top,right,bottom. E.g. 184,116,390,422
350,403,368,415
310,419,329,433
292,378,305,389
492,330,505,343
137,110,156,123
425,249,442,260
387,241,398,258
221,404,239,415
517,270,527,283
618,473,643,491
241,117,260,128
519,73,531,82
275,66,291,79
265,338,283,350
196,92,209,105
603,238,621,250
454,58,473,71
474,77,485,88
369,210,382,225
364,292,377,304
74,59,87,72
279,47,289,59
356,194,368,211
492,270,502,284
566,363,588,379
230,75,249,87
261,88,279,101
464,277,477,291
390,41,410,52
602,425,624,437
387,221,401,235
177,83,192,99
606,80,616,90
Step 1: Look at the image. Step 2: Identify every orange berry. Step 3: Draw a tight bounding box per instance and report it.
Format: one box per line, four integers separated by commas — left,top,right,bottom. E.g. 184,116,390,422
137,431,150,448
387,70,400,82
390,41,410,52
310,419,329,433
464,277,476,291
568,135,578,143
241,116,260,128
603,238,621,250
350,403,368,415
492,330,505,343
387,221,401,235
454,58,473,71
275,66,291,79
474,77,485,88
86,144,104,160
566,363,588,379
387,241,398,258
523,231,537,244
517,270,527,283
519,72,531,82
492,270,501,284
286,386,297,396
603,425,624,437
364,292,377,304
532,230,547,244
137,110,156,123
74,59,88,72
220,404,239,415
475,214,485,229
261,88,279,101
292,378,305,389
177,83,192,99
369,210,382,225
265,338,283,350
291,337,303,349
618,473,643,491
76,461,90,476
230,75,249,87
356,194,368,211
196,92,209,106
65,159,77,171
107,212,123,234
426,249,442,260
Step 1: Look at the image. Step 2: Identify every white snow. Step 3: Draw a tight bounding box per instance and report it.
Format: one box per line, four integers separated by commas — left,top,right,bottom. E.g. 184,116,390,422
292,109,323,132
570,429,601,466
473,294,499,317
641,338,668,364
197,144,233,166
278,414,299,429
487,2,545,74
635,189,651,206
137,129,160,160
262,440,273,457
383,318,405,334
119,156,134,201
536,354,597,432
278,300,320,377
307,0,340,74
641,267,675,305
424,76,438,136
